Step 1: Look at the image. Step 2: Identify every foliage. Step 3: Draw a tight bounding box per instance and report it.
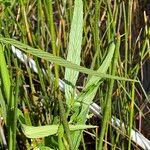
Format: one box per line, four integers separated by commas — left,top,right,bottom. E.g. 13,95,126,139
0,0,150,150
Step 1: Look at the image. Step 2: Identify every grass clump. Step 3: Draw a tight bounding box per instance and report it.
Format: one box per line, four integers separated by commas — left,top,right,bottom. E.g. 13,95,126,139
0,0,150,150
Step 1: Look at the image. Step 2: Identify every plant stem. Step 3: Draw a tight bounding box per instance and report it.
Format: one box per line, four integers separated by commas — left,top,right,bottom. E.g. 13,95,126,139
12,69,20,150
45,0,59,88
128,82,135,150
98,34,120,150
0,44,10,104
58,93,73,150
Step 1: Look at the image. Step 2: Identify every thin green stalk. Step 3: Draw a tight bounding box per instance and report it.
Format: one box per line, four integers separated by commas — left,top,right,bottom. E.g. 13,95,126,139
44,0,59,87
68,0,73,22
0,44,10,104
127,0,133,63
37,0,46,49
25,65,36,96
58,124,65,150
128,82,135,150
106,0,115,35
98,34,120,150
122,5,129,146
112,131,120,150
12,69,20,150
8,90,14,150
81,134,86,150
123,1,128,75
0,44,10,149
20,0,33,45
58,93,73,150
94,0,101,58
19,0,37,105
0,44,15,150
107,14,111,43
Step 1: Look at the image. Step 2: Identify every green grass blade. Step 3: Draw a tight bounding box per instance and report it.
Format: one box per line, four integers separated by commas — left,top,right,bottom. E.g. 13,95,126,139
128,82,135,150
20,123,97,139
65,0,83,106
0,43,15,150
98,34,121,150
12,70,20,150
71,41,115,149
0,38,136,82
78,42,115,117
0,43,11,104
0,88,7,123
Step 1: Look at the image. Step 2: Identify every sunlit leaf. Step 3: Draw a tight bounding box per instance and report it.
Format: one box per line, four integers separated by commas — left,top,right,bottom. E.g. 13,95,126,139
0,37,136,82
21,124,97,138
65,0,83,105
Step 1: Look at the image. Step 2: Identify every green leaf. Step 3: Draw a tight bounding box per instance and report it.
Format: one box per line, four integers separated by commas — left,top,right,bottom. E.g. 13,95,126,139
0,37,136,82
0,88,7,123
21,124,97,138
71,42,116,148
74,42,116,122
0,43,11,104
65,0,83,105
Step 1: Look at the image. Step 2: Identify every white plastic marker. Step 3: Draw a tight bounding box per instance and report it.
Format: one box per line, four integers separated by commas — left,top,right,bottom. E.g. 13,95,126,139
11,45,150,150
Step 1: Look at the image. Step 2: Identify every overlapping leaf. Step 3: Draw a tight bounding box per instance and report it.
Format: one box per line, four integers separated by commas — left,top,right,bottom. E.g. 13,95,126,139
0,37,135,82
65,0,83,105
21,123,97,138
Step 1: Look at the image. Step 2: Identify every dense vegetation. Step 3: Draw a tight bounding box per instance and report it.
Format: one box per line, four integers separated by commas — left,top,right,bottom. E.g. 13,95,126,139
0,0,150,149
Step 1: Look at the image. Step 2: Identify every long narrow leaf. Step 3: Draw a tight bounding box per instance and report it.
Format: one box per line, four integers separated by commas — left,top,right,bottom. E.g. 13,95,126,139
71,42,116,148
21,124,97,139
0,37,136,82
0,43,11,103
65,0,83,105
